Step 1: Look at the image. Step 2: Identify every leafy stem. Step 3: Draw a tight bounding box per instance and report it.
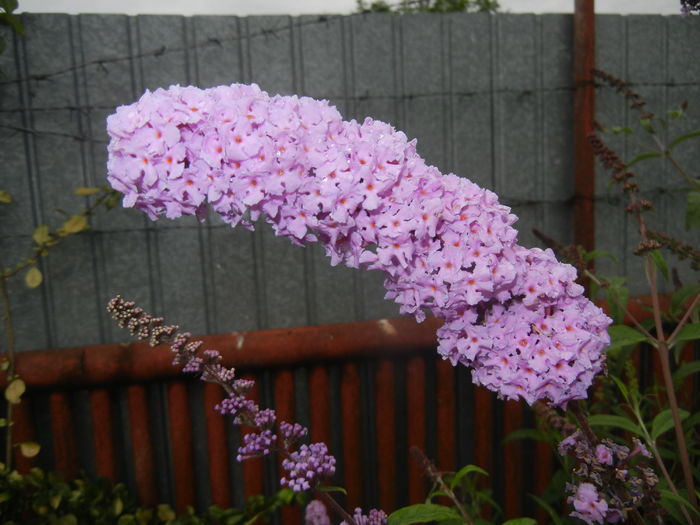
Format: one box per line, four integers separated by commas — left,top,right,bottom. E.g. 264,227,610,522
0,268,16,471
646,256,698,516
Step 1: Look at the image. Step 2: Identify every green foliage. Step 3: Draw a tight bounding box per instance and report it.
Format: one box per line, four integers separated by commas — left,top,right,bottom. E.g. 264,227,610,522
0,0,23,62
357,0,499,14
0,465,303,524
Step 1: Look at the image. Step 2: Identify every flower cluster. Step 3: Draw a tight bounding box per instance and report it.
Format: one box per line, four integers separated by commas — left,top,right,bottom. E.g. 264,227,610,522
107,296,335,492
106,83,611,406
281,443,337,492
340,508,388,525
558,430,659,523
305,500,332,525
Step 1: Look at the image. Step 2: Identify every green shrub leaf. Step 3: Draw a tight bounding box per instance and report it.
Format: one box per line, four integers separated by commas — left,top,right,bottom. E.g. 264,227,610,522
25,266,43,288
651,409,689,441
5,378,26,404
587,414,643,436
450,464,489,489
687,192,700,230
671,323,700,346
388,504,461,525
19,441,41,458
74,186,102,196
606,325,648,352
673,361,700,388
0,190,11,203
32,224,51,245
61,215,89,234
502,519,537,525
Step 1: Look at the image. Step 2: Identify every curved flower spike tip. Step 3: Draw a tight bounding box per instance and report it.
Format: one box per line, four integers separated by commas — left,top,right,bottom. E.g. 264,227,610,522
106,83,611,407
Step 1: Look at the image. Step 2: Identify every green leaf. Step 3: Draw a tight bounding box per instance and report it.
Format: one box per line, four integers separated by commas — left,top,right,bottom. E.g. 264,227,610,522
582,250,617,263
651,408,689,441
502,519,536,525
587,414,644,436
449,464,489,489
609,375,630,402
388,504,461,525
670,284,700,318
639,118,655,133
315,485,347,495
687,192,700,229
606,325,648,352
610,126,633,135
648,249,669,282
659,489,700,517
25,266,43,288
61,215,89,234
19,441,40,458
0,190,11,203
673,361,700,387
157,504,176,521
74,186,101,196
624,151,663,168
32,224,51,245
113,496,124,516
502,428,546,444
528,494,565,525
57,515,77,525
672,323,700,345
4,378,25,404
668,129,700,151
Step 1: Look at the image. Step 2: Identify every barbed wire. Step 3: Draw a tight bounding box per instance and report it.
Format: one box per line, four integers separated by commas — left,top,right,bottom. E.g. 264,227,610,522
0,14,345,87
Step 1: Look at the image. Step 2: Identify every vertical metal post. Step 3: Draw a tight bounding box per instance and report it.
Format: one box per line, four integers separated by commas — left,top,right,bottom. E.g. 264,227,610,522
573,0,596,254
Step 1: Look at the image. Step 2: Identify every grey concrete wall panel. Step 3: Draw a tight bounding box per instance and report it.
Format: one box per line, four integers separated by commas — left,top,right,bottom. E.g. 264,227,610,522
1,12,698,352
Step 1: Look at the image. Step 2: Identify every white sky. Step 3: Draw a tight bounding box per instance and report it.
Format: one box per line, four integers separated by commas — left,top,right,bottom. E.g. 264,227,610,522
17,0,684,16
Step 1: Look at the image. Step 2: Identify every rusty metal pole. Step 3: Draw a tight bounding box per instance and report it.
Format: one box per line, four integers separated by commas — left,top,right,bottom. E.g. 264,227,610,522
573,0,596,256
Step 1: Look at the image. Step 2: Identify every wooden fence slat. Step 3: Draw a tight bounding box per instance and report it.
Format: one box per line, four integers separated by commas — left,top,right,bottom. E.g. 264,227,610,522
11,398,37,473
203,382,231,508
435,359,456,472
167,381,195,512
274,369,300,525
308,365,331,447
374,359,396,512
341,362,362,510
502,400,524,518
89,388,117,483
241,374,265,499
474,386,493,518
49,391,78,479
127,384,157,506
406,356,426,504
534,440,554,523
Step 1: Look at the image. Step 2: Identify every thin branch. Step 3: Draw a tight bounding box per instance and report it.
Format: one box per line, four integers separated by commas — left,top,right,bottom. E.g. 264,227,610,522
667,293,700,346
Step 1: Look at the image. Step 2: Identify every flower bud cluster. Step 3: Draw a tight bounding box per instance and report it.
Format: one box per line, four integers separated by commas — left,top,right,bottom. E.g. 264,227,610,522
340,508,388,525
107,83,611,406
108,296,336,493
281,443,337,492
558,430,659,523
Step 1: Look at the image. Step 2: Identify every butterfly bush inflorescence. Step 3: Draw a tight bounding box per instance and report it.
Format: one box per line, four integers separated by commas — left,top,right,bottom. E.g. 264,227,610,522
106,83,612,407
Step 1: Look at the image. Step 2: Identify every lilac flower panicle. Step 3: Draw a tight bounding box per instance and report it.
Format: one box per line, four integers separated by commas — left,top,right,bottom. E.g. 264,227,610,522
107,83,612,407
281,442,336,492
237,429,276,460
305,500,332,525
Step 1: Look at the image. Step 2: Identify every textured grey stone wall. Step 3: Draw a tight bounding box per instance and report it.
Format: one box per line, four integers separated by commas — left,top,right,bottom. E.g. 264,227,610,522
0,13,698,353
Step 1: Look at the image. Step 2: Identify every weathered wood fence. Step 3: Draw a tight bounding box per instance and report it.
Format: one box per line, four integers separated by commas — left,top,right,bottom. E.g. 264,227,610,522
6,316,553,521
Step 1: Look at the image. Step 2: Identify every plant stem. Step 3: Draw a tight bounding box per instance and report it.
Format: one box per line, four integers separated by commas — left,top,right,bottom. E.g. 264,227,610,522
313,488,357,525
667,293,700,346
583,269,655,341
410,446,474,525
646,257,698,515
0,271,15,471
